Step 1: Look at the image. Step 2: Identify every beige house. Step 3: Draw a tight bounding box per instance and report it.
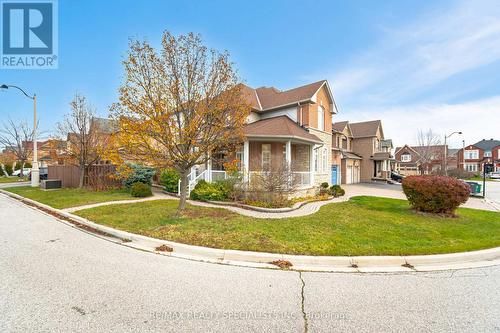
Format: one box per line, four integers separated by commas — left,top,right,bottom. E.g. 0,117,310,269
189,80,338,194
332,120,394,183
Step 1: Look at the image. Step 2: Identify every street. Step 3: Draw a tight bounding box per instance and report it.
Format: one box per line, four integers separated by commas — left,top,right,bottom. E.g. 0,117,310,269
1,194,499,332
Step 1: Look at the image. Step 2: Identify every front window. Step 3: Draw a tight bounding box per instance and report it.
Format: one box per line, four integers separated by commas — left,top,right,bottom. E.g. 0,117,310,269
484,151,492,157
401,153,411,162
317,106,324,131
235,150,243,170
261,144,271,171
464,149,479,159
314,149,319,172
465,163,478,172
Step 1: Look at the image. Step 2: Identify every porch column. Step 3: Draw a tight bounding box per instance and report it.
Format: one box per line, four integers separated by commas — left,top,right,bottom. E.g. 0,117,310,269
309,144,315,186
243,140,250,183
285,140,292,169
206,153,212,182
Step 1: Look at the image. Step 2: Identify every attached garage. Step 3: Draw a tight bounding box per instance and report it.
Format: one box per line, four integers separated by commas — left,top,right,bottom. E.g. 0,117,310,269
341,152,362,184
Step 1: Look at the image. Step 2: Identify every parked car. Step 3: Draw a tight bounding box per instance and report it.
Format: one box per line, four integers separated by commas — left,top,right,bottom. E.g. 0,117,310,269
28,167,48,181
489,172,500,179
12,168,31,177
390,171,404,183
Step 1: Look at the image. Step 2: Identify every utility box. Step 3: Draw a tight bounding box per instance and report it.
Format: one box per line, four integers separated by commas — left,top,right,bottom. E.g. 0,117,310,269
466,181,481,195
41,179,62,190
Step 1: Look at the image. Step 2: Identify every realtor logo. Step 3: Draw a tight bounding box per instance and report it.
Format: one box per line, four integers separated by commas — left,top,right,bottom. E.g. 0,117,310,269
1,0,58,69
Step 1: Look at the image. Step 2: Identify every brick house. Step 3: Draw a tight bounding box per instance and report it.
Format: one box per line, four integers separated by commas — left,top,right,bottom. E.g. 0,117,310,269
457,139,500,173
331,120,393,183
394,144,448,175
190,80,338,194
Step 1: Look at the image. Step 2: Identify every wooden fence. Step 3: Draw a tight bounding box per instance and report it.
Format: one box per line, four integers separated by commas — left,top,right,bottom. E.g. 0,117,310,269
48,165,120,188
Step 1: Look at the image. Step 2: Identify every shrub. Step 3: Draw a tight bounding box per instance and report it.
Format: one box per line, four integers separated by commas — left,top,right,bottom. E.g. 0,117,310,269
0,165,4,177
4,164,13,176
402,175,470,215
319,182,330,195
329,185,345,197
130,182,152,197
160,169,180,193
190,180,228,201
14,161,22,170
122,163,156,188
24,161,32,168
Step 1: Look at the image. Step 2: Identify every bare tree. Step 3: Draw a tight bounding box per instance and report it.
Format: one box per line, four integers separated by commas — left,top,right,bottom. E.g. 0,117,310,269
416,129,442,174
0,119,35,177
248,161,299,206
58,94,106,188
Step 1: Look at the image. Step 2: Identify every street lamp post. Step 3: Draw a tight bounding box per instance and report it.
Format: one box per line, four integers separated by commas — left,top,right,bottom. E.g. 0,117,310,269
444,131,462,176
0,84,39,187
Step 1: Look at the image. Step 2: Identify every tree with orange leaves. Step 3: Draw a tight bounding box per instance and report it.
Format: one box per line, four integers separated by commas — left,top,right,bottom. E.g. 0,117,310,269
112,32,249,214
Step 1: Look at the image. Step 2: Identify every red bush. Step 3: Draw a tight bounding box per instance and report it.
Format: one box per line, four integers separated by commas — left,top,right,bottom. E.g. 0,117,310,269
402,175,470,215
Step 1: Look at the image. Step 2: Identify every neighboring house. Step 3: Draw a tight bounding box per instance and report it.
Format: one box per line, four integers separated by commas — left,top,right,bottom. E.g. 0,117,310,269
457,139,500,173
331,120,394,183
394,144,449,175
21,139,67,167
332,121,362,184
192,80,338,195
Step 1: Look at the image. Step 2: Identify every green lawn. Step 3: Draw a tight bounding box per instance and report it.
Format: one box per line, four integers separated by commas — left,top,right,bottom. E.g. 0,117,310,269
4,186,134,209
74,196,500,256
0,177,28,184
465,177,496,182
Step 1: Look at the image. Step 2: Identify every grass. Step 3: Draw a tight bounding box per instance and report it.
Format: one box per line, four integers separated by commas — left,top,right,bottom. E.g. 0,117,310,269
74,196,500,256
4,186,134,209
0,177,28,184
465,176,497,182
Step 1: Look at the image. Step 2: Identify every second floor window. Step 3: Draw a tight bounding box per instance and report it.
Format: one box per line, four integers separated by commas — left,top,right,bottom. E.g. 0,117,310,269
484,151,492,157
401,153,411,162
317,106,324,131
464,149,479,159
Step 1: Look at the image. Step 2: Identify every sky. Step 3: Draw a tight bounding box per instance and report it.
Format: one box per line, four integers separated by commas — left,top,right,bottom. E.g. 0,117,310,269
0,0,499,149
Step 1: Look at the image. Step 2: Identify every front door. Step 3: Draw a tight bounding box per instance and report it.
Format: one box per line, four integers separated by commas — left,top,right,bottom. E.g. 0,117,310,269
331,165,338,185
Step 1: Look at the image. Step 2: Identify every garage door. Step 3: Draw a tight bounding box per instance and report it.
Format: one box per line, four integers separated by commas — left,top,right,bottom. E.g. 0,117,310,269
346,166,353,184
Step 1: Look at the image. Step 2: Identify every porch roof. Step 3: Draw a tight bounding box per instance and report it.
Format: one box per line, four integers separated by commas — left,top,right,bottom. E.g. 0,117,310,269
243,116,322,144
371,152,392,161
342,151,363,160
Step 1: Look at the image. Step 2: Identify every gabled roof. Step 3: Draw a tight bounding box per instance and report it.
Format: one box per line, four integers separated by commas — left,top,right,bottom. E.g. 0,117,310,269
471,139,500,151
332,121,348,133
349,120,383,138
243,115,322,143
240,80,337,113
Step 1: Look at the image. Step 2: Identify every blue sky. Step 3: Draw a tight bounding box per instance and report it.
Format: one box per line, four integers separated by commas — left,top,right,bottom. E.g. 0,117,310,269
1,0,499,148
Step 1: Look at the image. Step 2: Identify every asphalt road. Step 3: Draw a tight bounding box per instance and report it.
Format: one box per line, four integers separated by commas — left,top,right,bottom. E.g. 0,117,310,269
1,194,499,332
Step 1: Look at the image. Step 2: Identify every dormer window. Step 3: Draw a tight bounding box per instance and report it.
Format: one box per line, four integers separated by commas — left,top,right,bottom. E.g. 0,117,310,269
317,105,324,131
401,153,411,162
484,151,492,157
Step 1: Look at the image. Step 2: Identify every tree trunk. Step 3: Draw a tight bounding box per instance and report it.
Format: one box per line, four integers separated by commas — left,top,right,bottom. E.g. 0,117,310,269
19,161,25,177
79,165,85,188
176,170,189,216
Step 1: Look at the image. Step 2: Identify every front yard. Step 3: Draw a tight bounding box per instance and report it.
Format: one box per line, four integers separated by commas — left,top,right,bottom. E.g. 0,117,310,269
74,196,500,256
4,186,134,209
0,177,28,184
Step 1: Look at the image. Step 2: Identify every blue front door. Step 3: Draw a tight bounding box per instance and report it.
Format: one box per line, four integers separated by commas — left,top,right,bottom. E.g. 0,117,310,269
331,165,338,185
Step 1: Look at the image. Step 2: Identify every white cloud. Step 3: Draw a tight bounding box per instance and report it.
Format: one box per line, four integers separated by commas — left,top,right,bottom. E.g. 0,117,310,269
329,0,500,104
338,96,500,148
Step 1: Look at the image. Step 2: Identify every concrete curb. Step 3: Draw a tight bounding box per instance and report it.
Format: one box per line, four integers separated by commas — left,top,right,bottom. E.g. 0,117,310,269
2,188,499,273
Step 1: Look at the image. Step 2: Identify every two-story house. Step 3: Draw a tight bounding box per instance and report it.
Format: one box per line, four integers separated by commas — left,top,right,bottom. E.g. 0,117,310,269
394,144,448,175
191,80,338,195
331,120,393,183
457,139,500,173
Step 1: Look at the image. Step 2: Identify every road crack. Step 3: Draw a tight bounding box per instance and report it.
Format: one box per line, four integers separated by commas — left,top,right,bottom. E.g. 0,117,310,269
298,271,309,333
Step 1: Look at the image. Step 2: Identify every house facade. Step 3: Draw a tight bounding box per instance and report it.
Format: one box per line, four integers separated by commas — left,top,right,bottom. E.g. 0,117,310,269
191,80,338,194
331,120,393,183
457,139,500,173
394,144,449,175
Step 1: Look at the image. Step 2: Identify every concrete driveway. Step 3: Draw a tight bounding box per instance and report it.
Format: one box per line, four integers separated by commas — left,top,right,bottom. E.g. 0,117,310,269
1,193,499,332
344,182,500,211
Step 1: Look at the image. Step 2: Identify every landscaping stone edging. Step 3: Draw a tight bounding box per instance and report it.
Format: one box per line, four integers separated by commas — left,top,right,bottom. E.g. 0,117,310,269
203,198,331,213
1,188,499,273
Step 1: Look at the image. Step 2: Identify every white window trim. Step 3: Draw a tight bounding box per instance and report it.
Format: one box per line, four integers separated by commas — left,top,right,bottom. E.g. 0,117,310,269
464,149,479,160
484,151,492,157
261,144,271,171
401,153,411,162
